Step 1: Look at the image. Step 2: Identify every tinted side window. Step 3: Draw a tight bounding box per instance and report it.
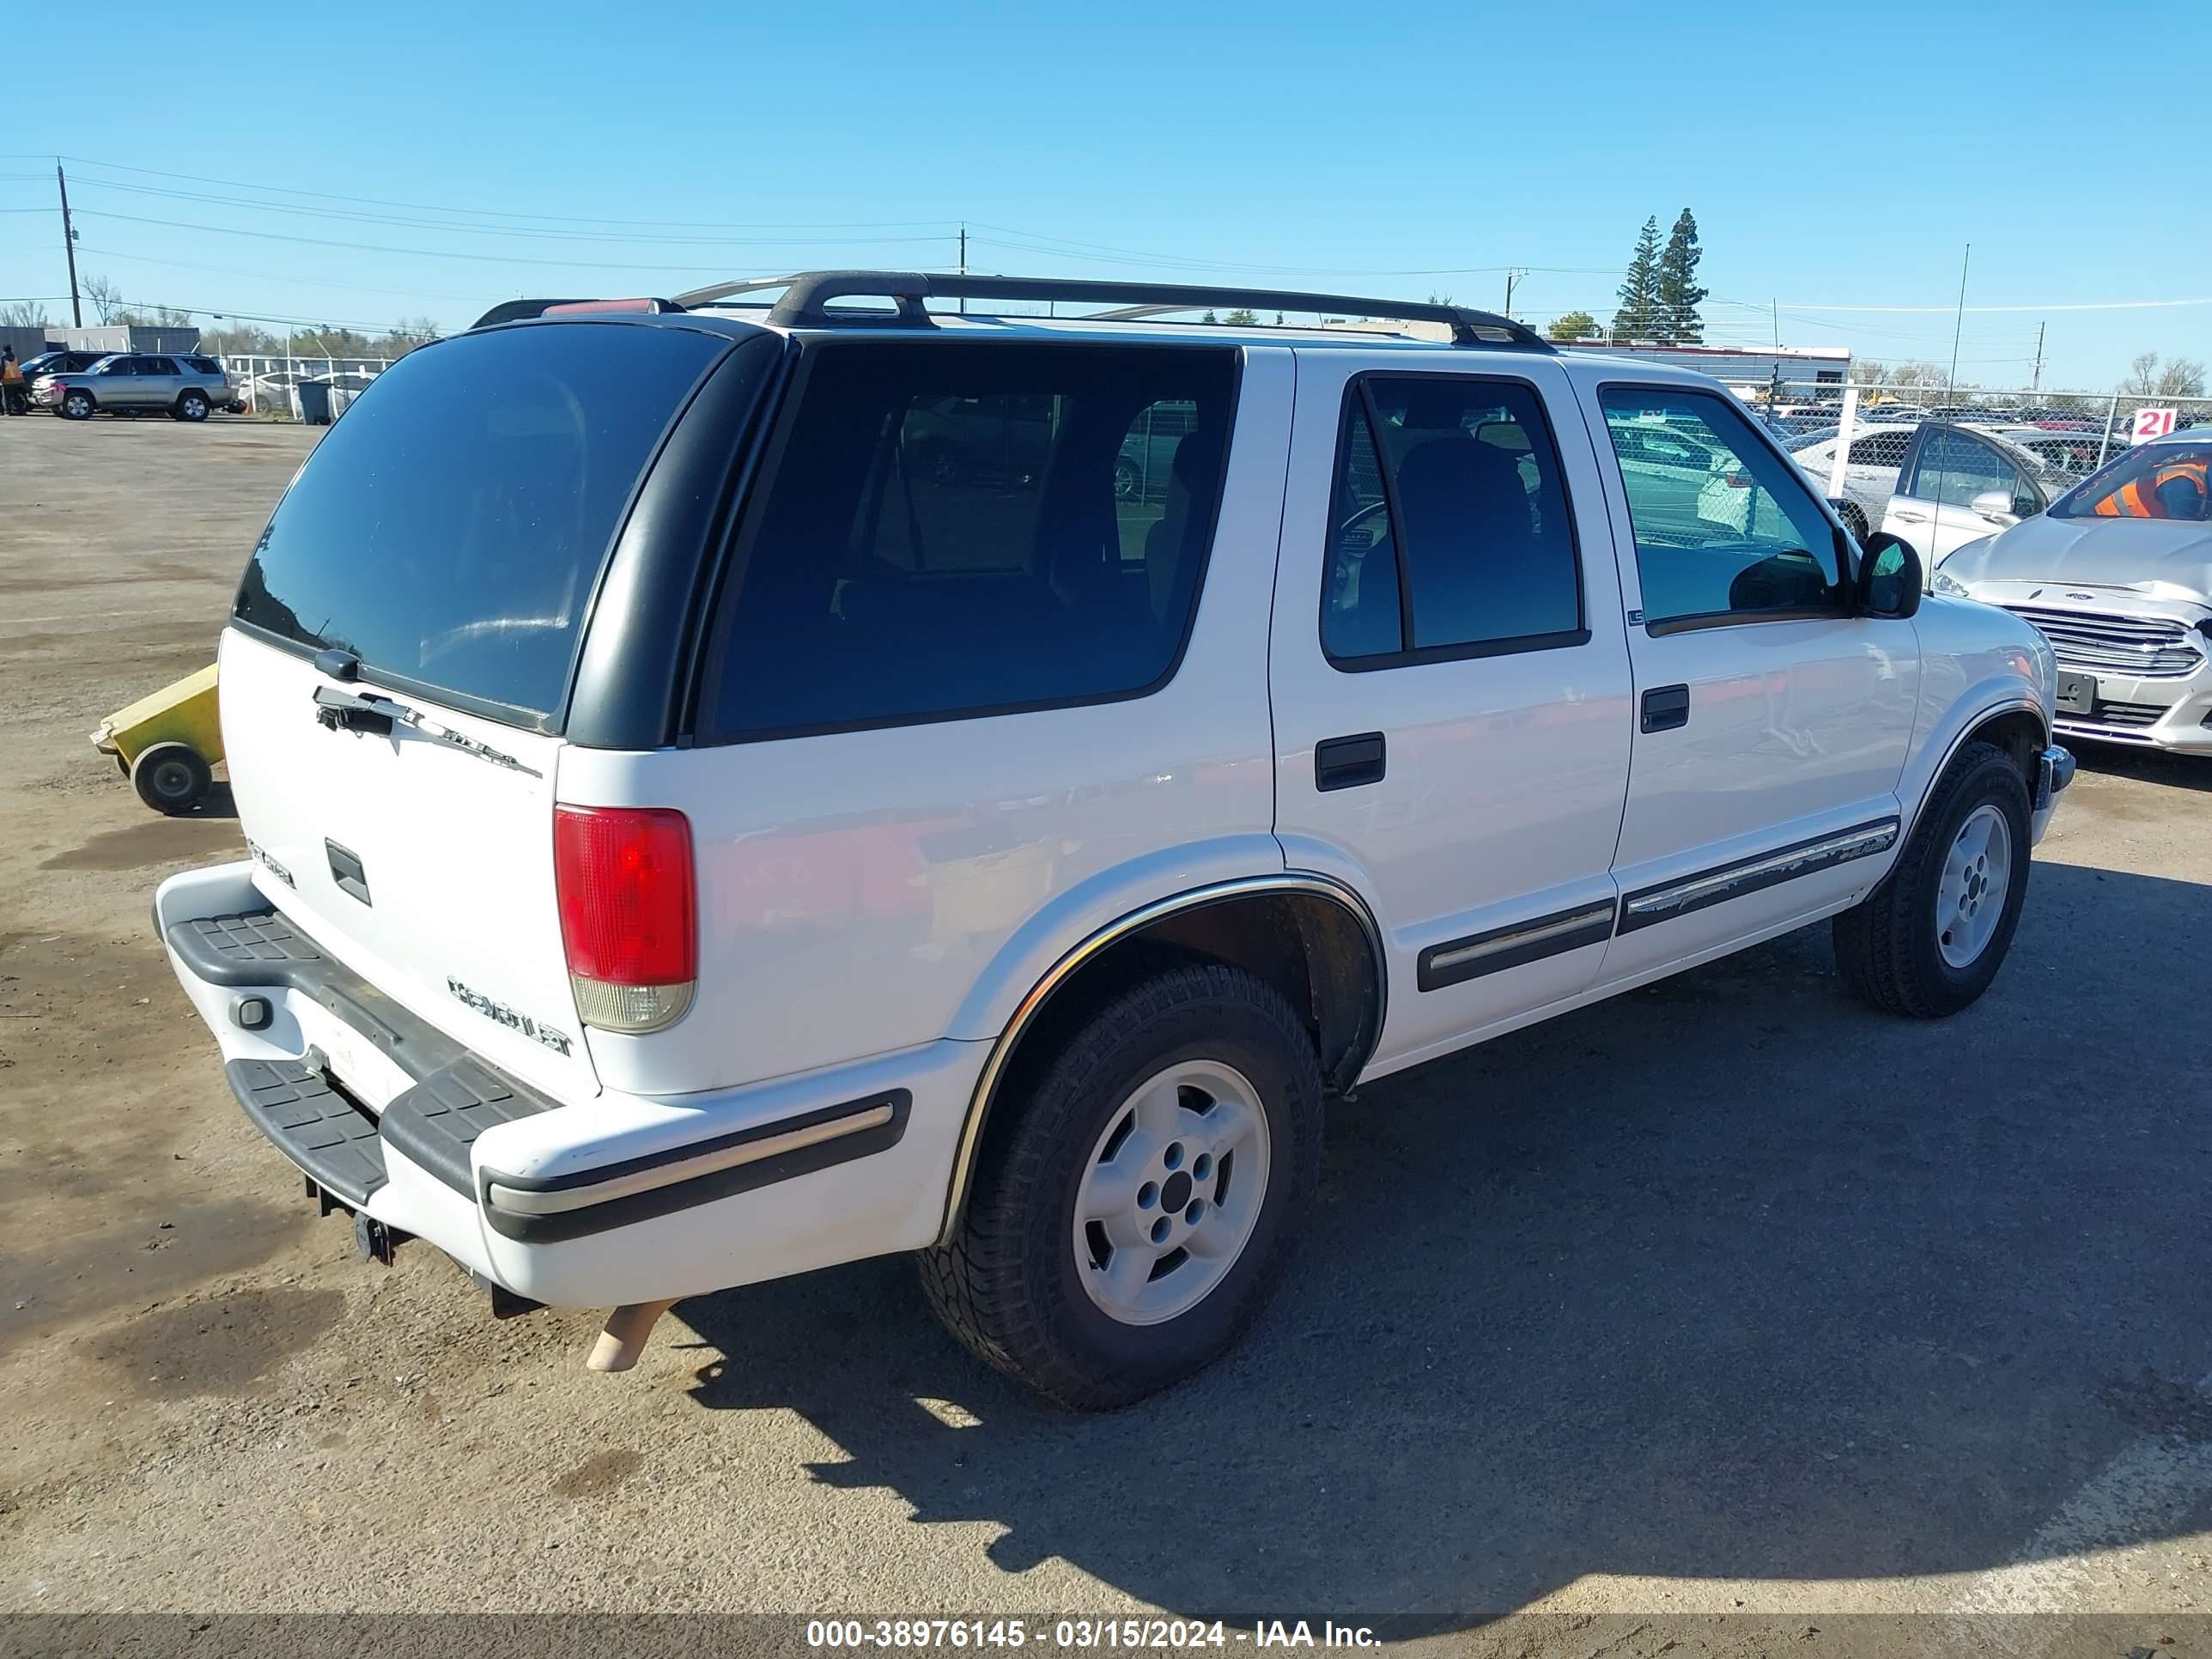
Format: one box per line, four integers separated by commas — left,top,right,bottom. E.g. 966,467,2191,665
186,356,221,374
144,358,177,375
1598,387,1842,627
703,342,1237,740
1322,375,1583,665
1322,404,1402,659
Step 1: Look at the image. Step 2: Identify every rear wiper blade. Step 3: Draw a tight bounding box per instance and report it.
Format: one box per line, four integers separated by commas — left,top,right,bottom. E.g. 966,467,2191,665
310,685,542,779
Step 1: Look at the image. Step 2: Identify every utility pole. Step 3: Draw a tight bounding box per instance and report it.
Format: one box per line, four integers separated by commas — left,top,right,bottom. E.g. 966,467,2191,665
57,162,82,326
957,222,966,315
2031,320,2045,392
1771,298,1779,349
1503,268,1527,315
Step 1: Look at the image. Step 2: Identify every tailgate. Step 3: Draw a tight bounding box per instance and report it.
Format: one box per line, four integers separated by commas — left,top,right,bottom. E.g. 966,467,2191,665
204,318,743,1098
221,626,594,1097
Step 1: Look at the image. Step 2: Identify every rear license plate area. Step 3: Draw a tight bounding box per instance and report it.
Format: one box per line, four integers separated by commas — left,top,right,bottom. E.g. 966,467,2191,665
2056,670,2098,718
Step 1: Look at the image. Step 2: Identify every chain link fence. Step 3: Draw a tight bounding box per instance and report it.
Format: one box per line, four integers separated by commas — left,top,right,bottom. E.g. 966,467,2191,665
1734,379,2212,539
218,354,394,420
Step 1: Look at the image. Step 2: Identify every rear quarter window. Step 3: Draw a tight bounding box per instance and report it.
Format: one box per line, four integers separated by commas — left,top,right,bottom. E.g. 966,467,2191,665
233,321,727,724
699,339,1237,740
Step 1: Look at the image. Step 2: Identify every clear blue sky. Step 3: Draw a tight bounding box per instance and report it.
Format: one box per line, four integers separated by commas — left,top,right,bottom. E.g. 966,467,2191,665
4,0,2206,392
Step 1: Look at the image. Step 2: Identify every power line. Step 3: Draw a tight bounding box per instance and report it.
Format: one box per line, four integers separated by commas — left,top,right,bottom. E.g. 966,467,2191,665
71,209,935,271
72,245,486,306
52,153,954,232
62,176,960,249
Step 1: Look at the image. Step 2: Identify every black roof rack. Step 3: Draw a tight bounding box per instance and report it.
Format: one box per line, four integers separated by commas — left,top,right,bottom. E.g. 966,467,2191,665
672,270,1550,349
471,296,684,329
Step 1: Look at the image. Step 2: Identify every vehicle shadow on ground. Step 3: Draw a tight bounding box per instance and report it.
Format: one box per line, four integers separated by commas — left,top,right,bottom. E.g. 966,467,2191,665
2069,741,2212,794
679,860,2212,1623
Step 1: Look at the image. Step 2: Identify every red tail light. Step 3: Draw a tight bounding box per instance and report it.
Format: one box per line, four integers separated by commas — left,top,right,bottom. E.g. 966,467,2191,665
1724,471,1751,489
554,805,696,1033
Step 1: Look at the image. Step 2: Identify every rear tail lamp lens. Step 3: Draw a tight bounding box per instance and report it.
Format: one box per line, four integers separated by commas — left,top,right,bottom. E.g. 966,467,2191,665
553,805,696,1034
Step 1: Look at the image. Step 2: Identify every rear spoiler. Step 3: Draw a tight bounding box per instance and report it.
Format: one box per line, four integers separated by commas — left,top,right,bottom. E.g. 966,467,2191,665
470,297,684,329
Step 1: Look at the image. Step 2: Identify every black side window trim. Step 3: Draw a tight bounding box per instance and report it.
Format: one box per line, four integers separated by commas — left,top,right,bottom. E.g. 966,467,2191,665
1319,368,1593,673
1595,379,1856,635
690,337,1244,747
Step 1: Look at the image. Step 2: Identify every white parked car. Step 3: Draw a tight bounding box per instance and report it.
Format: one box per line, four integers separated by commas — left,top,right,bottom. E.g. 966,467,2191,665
1931,425,2212,753
1781,422,1919,539
156,273,2073,1407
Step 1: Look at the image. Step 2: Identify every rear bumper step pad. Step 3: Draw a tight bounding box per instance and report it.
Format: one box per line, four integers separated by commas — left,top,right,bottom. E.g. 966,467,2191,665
177,907,556,1202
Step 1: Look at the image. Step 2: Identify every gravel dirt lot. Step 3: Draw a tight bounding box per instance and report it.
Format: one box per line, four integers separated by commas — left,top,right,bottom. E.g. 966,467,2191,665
2,416,2209,1655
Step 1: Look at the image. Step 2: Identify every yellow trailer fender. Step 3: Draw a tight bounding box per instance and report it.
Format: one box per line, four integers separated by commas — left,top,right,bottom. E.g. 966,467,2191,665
90,663,222,815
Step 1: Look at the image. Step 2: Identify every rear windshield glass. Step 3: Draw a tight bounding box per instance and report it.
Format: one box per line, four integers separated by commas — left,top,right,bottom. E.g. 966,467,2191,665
234,322,725,721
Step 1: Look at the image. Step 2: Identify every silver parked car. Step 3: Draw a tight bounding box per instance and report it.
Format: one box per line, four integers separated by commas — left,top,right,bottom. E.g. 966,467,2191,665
1929,425,2212,754
39,353,240,422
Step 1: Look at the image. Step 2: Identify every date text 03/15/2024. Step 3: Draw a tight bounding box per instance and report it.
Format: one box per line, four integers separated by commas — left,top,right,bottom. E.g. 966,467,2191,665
804,1620,1382,1649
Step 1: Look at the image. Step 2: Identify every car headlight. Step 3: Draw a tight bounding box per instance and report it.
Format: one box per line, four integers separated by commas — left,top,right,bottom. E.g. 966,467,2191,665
1930,568,1973,598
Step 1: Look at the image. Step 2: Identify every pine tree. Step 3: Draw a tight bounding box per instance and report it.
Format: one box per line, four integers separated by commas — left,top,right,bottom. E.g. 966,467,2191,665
1655,210,1708,344
1613,216,1662,343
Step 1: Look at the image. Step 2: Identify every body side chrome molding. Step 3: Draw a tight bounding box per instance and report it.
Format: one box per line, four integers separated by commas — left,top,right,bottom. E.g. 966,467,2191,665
1418,899,1617,992
934,872,1387,1244
1620,817,1899,933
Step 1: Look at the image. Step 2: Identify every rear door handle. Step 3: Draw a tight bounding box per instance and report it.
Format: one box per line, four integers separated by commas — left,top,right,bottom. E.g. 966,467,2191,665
1640,684,1690,733
1893,510,1929,524
1315,732,1386,792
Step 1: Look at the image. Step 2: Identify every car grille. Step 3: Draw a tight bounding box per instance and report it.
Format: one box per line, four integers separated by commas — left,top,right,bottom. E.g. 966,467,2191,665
2081,701,2167,729
2004,605,2203,678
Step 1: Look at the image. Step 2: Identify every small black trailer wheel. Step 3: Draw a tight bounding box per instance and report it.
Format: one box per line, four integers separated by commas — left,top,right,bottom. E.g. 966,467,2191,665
131,742,214,815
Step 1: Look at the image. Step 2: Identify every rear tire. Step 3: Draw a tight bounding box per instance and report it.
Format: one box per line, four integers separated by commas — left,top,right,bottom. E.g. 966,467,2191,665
1832,740,2032,1018
1837,501,1869,543
131,742,213,816
920,963,1322,1409
174,391,210,422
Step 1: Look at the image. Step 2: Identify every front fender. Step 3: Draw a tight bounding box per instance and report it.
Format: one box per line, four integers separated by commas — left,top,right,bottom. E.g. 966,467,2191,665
1899,598,2052,837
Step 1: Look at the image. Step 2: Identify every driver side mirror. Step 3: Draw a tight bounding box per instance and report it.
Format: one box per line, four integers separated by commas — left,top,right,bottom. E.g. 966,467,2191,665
1856,531,1922,619
1970,488,2022,526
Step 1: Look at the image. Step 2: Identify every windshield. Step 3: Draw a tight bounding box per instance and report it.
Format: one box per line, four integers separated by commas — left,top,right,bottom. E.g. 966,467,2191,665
233,320,728,723
1784,428,1838,452
2051,439,2212,522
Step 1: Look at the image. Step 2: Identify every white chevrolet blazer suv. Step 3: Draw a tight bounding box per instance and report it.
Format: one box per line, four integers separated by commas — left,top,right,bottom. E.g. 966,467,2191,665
157,272,2075,1408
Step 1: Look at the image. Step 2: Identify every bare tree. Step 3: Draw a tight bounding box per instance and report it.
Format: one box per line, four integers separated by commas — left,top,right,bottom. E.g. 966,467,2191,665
2120,351,2207,398
81,274,126,325
119,302,196,329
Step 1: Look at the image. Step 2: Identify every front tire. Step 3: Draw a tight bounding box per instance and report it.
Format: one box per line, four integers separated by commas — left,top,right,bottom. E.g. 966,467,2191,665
921,963,1322,1409
60,390,94,421
1832,740,2032,1018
